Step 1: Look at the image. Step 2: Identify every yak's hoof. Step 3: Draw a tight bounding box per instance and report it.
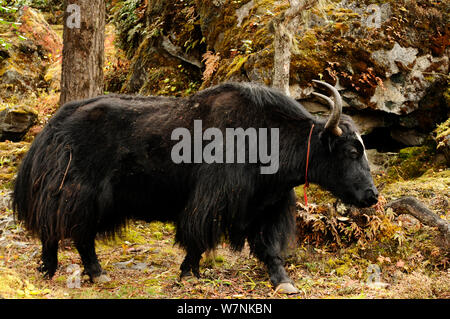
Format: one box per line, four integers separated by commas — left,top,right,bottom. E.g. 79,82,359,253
275,282,299,295
92,273,111,283
180,270,200,282
180,266,200,279
37,264,56,279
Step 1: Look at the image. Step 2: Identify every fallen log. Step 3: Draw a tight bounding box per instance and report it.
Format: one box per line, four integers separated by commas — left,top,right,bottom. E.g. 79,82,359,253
386,196,450,248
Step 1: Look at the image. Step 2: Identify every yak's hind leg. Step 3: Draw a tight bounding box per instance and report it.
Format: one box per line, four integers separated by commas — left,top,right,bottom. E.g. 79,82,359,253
180,248,204,279
73,235,110,283
247,190,299,294
38,232,59,279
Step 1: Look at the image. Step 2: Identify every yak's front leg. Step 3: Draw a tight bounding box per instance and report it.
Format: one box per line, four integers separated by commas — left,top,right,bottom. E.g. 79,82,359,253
252,244,299,294
248,190,299,294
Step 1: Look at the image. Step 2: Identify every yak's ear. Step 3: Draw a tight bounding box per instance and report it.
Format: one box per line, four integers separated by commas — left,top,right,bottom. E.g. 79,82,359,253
319,130,334,153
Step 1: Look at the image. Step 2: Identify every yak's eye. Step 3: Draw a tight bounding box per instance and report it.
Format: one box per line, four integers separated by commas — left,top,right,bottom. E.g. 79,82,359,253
348,148,360,159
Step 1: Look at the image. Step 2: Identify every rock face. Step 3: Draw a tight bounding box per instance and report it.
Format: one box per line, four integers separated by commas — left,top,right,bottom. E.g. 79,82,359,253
113,0,203,96
370,45,448,115
112,0,448,148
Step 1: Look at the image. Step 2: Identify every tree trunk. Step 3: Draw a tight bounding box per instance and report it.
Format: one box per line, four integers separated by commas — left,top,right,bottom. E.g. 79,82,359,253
273,21,294,96
59,0,105,106
272,0,318,95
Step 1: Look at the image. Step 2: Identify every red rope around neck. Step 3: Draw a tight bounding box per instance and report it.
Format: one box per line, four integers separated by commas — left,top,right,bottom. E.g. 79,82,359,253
304,123,315,208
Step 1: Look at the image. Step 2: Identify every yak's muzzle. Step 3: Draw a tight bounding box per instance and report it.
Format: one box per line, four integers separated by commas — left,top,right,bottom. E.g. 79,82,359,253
363,187,379,207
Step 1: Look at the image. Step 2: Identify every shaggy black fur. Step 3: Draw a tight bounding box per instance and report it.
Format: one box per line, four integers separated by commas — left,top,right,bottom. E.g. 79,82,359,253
13,82,377,287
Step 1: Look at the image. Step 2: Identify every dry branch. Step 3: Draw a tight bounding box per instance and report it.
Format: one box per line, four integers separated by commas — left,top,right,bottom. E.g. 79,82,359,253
295,195,450,250
386,196,450,247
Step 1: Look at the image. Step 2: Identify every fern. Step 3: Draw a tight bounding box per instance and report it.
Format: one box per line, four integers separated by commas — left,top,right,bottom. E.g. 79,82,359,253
112,0,144,58
201,51,220,82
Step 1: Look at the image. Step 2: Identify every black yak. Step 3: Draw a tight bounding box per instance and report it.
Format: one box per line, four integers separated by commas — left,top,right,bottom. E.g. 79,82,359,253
13,80,378,293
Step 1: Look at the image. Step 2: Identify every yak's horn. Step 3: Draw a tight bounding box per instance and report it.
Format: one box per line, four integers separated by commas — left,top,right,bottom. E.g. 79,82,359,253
312,80,343,136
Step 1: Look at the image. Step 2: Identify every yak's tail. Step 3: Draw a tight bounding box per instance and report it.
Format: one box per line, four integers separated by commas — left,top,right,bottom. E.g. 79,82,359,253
13,130,73,240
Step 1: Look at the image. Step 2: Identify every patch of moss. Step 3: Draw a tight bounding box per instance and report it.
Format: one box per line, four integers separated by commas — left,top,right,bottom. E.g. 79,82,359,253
399,146,435,177
0,141,30,189
121,226,148,245
225,55,249,79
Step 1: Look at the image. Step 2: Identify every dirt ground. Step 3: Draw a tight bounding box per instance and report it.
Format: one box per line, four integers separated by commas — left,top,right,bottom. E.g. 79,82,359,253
1,170,448,299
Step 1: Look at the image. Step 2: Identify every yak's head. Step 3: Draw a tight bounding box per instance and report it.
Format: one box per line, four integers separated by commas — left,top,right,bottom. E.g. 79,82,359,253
310,80,378,208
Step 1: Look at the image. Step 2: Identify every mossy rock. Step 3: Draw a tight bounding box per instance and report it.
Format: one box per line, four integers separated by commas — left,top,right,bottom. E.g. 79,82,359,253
43,60,61,91
122,38,201,96
0,7,62,101
18,6,62,62
0,105,37,142
392,144,436,179
110,0,448,149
